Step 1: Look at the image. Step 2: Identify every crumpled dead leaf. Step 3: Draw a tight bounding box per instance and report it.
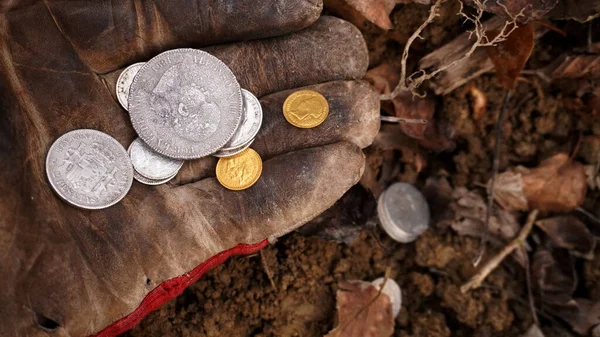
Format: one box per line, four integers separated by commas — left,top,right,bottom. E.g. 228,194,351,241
365,64,455,150
486,23,535,90
536,216,595,258
447,187,521,241
365,64,435,139
392,92,436,139
532,247,577,306
550,299,600,335
325,280,395,337
324,0,395,30
493,153,587,212
585,165,600,190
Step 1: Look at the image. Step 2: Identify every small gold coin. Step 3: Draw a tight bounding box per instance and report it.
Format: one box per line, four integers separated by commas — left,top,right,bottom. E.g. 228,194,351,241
282,90,329,128
216,148,263,191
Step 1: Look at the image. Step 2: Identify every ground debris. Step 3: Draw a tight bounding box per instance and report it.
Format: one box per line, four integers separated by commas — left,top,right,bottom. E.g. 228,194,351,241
535,216,595,258
325,280,394,337
493,153,587,212
531,247,577,306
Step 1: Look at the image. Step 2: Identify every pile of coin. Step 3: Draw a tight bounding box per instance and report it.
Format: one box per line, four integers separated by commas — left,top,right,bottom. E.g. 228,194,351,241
46,48,330,210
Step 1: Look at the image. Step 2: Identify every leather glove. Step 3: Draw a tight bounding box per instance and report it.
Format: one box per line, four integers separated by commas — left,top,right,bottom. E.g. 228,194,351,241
0,1,380,336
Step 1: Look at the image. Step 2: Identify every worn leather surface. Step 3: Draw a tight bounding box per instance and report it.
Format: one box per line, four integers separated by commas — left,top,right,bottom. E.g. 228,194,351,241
0,1,379,336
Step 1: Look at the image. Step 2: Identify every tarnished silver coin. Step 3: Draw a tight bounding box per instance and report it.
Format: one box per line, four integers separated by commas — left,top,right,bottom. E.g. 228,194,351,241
213,136,255,158
128,138,183,180
46,129,133,209
377,182,430,243
219,89,263,151
128,48,243,159
133,168,177,186
116,62,145,111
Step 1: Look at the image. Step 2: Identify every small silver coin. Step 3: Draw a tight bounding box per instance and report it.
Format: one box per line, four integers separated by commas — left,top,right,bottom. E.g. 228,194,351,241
219,89,263,151
128,48,243,159
116,62,145,111
133,168,177,186
128,138,183,180
213,136,254,158
371,277,402,318
46,129,133,210
377,182,430,243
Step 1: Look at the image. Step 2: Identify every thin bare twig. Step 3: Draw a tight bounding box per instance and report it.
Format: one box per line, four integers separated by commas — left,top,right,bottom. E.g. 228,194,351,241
461,209,539,293
523,251,540,326
260,249,277,290
474,90,511,266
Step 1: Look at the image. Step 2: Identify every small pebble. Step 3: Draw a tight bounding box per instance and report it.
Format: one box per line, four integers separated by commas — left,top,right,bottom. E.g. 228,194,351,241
371,277,402,318
377,182,430,243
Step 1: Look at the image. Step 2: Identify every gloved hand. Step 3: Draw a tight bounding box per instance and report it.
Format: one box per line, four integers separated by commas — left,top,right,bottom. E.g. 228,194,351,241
0,1,379,336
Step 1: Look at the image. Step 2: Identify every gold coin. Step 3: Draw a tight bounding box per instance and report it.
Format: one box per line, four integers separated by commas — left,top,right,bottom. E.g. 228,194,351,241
282,90,329,128
216,148,263,191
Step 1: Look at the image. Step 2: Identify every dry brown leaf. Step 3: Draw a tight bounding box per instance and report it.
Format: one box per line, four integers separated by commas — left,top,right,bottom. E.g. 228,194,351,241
469,85,487,120
522,153,587,212
493,154,587,212
364,63,400,95
418,118,456,151
532,247,577,306
585,165,600,190
364,64,400,116
536,216,595,258
493,170,529,211
447,187,521,241
325,280,395,337
551,299,600,335
365,65,454,150
392,92,436,139
324,0,394,30
486,23,535,90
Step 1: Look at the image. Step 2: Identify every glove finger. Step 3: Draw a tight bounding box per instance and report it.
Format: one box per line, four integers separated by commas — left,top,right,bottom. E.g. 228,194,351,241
104,16,367,102
1,141,363,337
173,80,379,185
9,0,322,73
176,140,365,250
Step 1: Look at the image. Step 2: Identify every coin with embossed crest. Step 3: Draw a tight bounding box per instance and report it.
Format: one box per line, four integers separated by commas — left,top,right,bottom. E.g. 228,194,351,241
283,90,329,128
128,49,243,160
216,148,262,190
46,129,133,209
128,138,183,180
116,62,145,111
219,89,263,152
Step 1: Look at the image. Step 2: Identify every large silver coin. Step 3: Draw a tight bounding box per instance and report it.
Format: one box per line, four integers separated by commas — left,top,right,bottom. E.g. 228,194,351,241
128,49,243,159
116,62,145,111
128,138,183,180
219,89,263,151
46,129,133,209
133,169,177,186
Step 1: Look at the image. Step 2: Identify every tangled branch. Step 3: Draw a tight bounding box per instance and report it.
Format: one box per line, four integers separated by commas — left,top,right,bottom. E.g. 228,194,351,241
381,0,527,100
